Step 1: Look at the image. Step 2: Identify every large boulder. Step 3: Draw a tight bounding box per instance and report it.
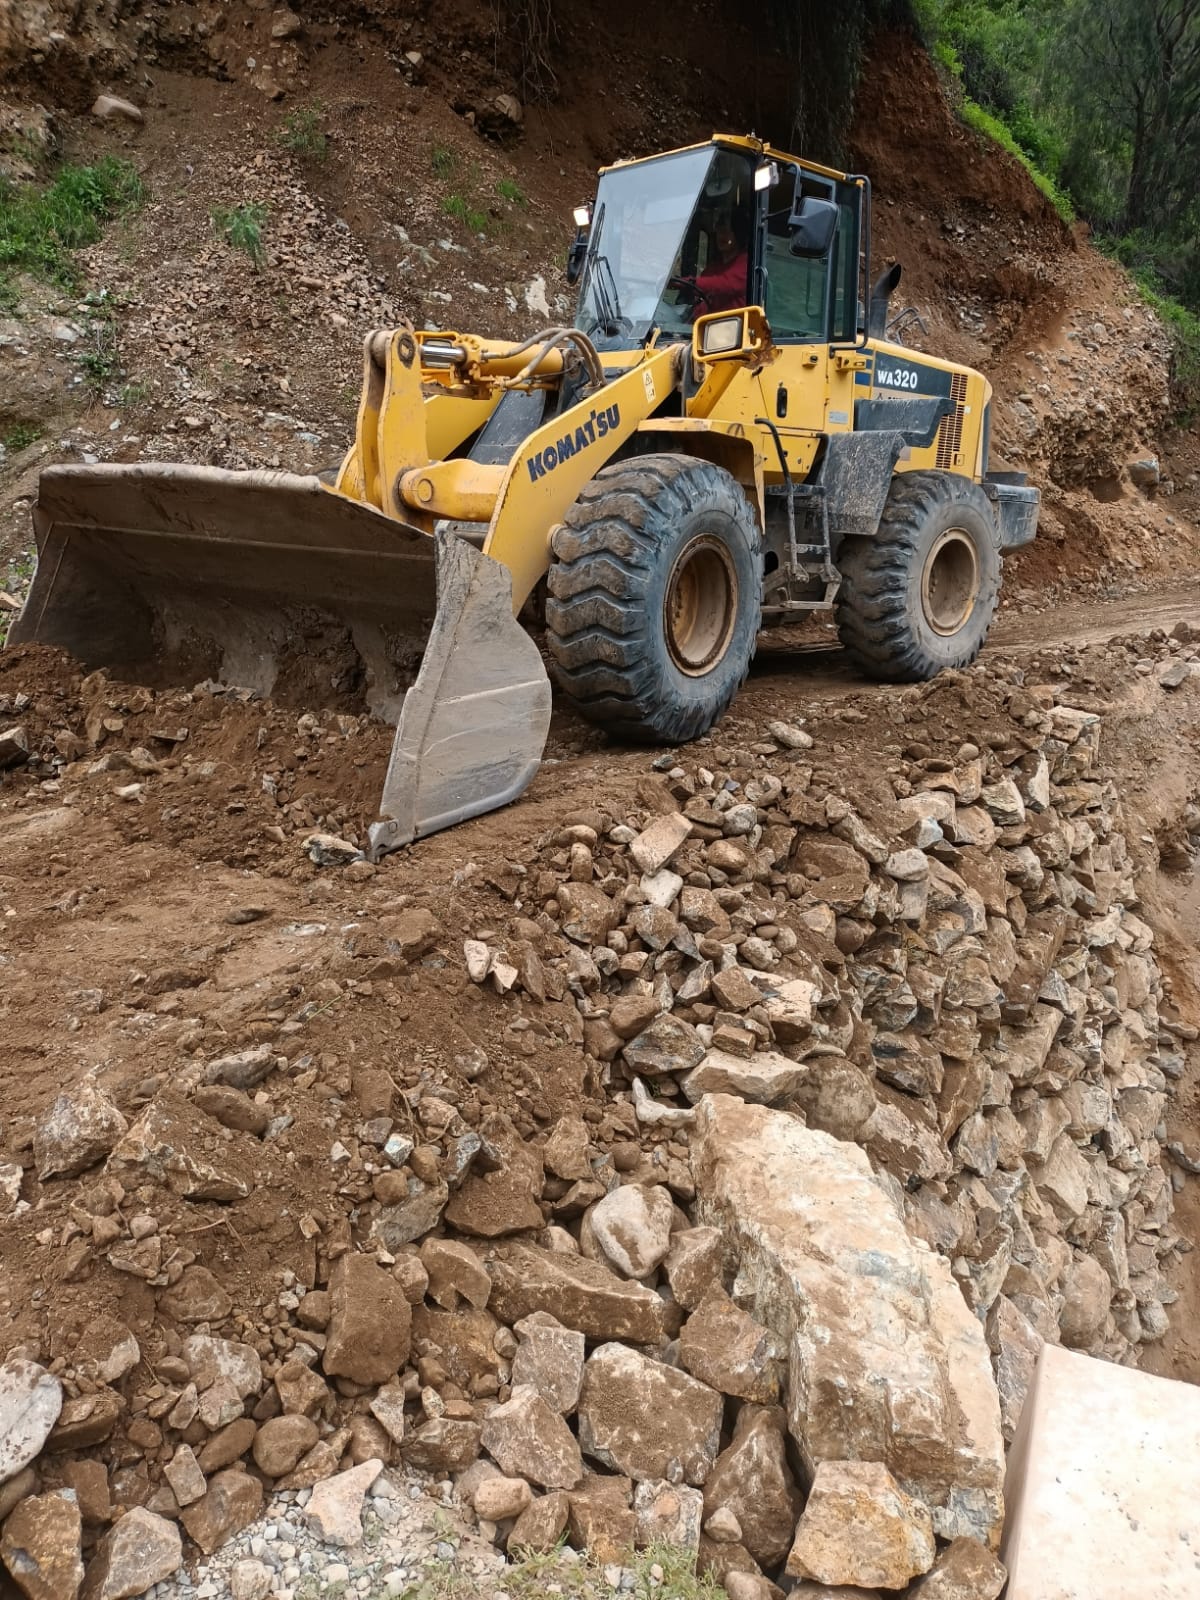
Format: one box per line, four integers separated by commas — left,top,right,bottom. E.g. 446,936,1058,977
82,1507,182,1598
702,1404,800,1570
479,1387,583,1490
487,1244,671,1343
678,1288,783,1402
34,1083,127,1180
323,1254,412,1385
690,1096,1005,1544
0,1490,83,1600
577,1344,722,1486
786,1459,935,1589
587,1185,674,1279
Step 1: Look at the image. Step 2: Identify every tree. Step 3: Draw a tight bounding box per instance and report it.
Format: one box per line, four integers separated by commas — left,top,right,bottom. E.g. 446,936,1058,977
1055,0,1200,235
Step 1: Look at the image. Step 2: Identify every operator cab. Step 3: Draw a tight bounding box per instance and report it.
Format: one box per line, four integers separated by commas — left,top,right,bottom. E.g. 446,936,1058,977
572,137,866,352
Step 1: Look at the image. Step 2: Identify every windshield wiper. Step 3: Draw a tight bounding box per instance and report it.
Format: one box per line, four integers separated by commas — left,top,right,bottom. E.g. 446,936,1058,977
578,204,625,335
596,254,622,325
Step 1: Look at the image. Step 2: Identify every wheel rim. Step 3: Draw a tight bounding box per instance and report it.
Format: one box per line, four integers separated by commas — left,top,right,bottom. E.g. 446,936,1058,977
664,534,739,676
921,528,980,637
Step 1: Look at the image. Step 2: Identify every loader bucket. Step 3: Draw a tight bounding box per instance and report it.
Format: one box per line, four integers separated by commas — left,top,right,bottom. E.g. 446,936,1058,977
9,462,553,851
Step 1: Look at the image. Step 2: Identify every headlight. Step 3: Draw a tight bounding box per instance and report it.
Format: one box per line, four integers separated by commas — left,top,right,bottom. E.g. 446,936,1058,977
700,315,743,355
572,204,591,228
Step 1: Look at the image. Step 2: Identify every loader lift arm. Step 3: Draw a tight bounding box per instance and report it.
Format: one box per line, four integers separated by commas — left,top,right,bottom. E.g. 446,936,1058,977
350,335,687,854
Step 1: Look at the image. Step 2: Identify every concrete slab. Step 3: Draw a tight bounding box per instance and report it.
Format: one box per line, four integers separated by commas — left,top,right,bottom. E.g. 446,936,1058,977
1001,1342,1200,1598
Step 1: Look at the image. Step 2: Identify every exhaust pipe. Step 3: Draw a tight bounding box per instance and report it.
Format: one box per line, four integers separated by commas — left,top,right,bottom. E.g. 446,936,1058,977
868,262,903,339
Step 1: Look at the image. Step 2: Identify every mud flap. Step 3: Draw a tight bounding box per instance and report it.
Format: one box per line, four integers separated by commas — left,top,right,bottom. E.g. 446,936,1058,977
368,529,552,858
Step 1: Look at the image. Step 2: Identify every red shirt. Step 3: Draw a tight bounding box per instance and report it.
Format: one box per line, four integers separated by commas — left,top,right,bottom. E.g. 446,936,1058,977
693,249,749,312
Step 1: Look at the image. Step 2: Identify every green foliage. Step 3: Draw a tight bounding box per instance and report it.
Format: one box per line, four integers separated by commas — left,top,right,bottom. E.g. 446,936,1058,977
441,193,488,233
211,203,269,268
277,105,329,162
497,177,527,205
77,289,123,392
912,0,1200,318
395,1542,726,1600
959,97,1074,222
1124,265,1200,421
431,145,458,180
3,421,42,452
0,156,143,291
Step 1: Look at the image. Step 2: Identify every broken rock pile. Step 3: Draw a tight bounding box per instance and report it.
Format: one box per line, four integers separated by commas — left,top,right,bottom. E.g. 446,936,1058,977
0,658,1189,1600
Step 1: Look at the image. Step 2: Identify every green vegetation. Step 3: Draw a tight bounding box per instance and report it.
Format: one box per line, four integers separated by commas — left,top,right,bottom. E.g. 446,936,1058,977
430,146,518,234
77,289,123,392
958,97,1073,223
1124,267,1200,421
431,145,458,180
277,104,329,162
394,1543,727,1600
0,155,143,304
2,422,42,452
910,0,1200,409
441,193,488,233
211,202,269,268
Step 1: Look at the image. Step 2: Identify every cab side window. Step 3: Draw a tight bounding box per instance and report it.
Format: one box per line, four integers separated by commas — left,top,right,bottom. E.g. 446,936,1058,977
761,170,832,343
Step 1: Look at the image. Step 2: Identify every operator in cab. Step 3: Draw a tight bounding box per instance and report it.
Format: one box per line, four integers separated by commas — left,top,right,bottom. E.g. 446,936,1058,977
673,215,749,317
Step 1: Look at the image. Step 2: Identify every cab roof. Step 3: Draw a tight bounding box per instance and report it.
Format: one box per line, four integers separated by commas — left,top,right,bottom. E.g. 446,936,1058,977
598,133,855,188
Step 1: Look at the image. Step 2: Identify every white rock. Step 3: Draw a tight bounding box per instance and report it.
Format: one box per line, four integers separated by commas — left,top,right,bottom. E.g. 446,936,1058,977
766,719,813,749
302,1459,382,1546
33,1081,128,1179
640,868,683,909
230,1559,272,1600
588,1184,674,1278
1002,1345,1200,1598
91,94,144,123
630,813,692,874
302,831,361,866
884,847,930,881
463,940,491,982
631,1078,696,1129
681,1047,805,1105
691,1096,1005,1544
0,1361,62,1484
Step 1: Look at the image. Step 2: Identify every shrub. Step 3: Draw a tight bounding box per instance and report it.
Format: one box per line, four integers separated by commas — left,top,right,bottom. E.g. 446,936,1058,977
0,156,143,289
211,203,269,268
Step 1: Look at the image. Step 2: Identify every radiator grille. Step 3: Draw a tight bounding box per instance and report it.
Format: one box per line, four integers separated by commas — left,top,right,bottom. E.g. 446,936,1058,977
935,372,968,470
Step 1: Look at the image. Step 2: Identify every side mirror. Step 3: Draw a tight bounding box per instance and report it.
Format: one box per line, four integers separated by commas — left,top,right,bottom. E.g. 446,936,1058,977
566,234,587,285
789,196,839,259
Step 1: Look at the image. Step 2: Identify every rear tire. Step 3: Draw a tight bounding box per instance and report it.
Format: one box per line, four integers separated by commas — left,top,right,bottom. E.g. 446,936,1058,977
545,453,760,743
834,469,1001,681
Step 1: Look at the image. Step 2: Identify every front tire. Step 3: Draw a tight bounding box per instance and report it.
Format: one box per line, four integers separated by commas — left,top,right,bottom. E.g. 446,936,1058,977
545,454,761,743
834,470,1001,681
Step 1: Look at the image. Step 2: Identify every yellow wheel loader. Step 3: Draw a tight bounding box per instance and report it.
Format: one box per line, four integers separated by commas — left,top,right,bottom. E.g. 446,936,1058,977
9,135,1038,856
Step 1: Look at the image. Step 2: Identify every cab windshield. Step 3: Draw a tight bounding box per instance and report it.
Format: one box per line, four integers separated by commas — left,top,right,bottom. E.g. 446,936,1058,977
575,146,755,346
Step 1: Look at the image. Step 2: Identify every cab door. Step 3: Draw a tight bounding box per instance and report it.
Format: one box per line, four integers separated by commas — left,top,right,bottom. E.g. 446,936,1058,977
756,168,863,483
